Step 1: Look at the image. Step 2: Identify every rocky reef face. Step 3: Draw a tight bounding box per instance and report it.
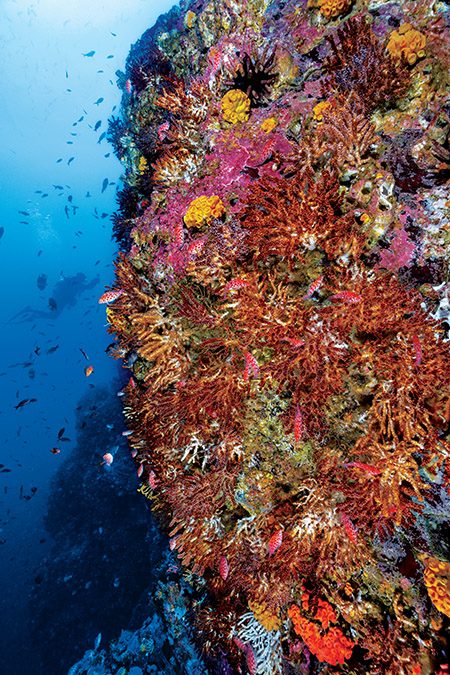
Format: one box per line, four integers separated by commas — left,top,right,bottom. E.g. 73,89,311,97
102,0,449,672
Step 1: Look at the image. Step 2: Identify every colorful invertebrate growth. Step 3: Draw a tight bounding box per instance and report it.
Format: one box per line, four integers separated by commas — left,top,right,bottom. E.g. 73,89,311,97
106,0,450,672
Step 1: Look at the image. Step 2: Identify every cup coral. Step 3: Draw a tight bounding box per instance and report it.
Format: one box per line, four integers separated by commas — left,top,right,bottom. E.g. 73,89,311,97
221,89,251,124
423,556,450,618
311,0,354,20
387,23,427,65
183,195,225,228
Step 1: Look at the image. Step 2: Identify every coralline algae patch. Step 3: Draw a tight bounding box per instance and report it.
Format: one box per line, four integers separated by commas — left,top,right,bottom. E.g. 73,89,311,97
104,0,450,672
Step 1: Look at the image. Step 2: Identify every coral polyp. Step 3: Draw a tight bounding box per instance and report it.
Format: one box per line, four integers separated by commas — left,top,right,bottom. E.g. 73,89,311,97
221,89,251,124
106,0,450,671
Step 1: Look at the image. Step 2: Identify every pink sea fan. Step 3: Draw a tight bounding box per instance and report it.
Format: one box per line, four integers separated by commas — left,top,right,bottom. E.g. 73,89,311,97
378,228,416,272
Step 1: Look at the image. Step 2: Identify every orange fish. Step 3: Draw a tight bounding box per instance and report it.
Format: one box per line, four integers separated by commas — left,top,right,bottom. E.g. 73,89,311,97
103,452,113,466
50,447,61,455
221,278,249,295
281,337,305,348
243,351,259,381
344,461,381,476
98,289,123,304
294,406,304,442
246,645,257,675
303,275,323,300
219,555,229,581
268,529,283,555
84,365,94,377
340,511,358,544
137,464,144,478
329,291,362,303
412,334,422,366
157,121,170,141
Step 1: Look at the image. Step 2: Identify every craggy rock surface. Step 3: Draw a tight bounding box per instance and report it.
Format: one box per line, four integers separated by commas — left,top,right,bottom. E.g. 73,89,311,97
99,0,449,672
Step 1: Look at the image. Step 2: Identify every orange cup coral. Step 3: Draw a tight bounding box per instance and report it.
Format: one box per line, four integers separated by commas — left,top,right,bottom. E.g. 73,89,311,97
184,195,225,228
386,23,426,65
221,89,251,124
423,556,450,618
288,604,354,666
312,100,332,122
309,0,353,20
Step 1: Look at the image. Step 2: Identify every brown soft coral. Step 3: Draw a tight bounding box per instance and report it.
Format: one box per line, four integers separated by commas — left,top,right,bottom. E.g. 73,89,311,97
323,15,411,112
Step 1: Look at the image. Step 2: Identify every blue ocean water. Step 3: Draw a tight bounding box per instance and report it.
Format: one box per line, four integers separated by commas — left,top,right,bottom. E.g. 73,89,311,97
0,2,175,673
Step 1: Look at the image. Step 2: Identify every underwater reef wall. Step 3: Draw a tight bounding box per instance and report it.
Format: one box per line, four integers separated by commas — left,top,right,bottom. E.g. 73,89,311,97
103,0,450,672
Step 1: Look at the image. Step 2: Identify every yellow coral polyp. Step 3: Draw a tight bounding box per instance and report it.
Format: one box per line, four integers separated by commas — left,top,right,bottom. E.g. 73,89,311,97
221,89,251,124
184,195,225,228
314,0,353,20
423,556,450,618
249,600,281,631
184,10,196,29
387,23,426,65
138,156,148,174
313,100,332,122
260,116,278,133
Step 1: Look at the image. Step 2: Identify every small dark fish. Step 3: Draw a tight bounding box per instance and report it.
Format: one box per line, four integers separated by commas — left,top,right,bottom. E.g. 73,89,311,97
56,158,63,163
14,398,37,410
0,468,11,473
19,210,30,216
97,132,106,144
34,347,41,356
86,191,91,198
46,345,59,354
70,133,77,137
66,89,72,92
57,427,65,439
107,54,114,59
67,141,74,145
104,153,110,158
53,185,64,190
78,116,84,122
97,70,104,73
19,221,29,225
83,50,95,57
37,250,42,256
80,348,89,360
41,193,48,198
94,97,104,106
111,32,117,36
37,273,48,291
60,437,71,442
66,70,69,78
0,227,4,239
101,178,108,193
94,120,102,131
68,157,75,166
68,195,73,203
64,205,70,219
48,298,58,311
101,212,108,219
95,259,100,265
